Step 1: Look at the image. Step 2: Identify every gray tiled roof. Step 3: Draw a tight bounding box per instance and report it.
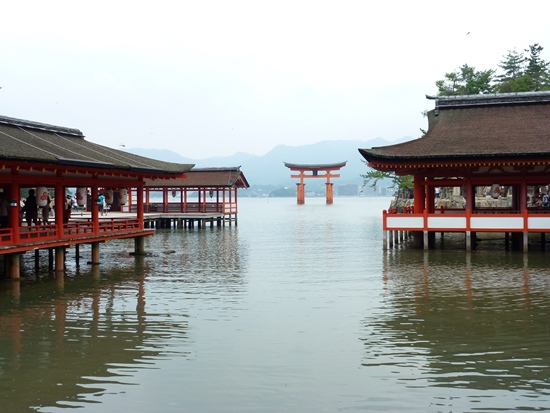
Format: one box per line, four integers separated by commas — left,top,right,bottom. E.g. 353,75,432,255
144,167,250,188
0,115,194,174
184,167,249,187
359,91,550,163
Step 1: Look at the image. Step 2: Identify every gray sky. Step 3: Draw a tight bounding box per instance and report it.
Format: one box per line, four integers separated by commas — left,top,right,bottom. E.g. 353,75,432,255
1,1,548,159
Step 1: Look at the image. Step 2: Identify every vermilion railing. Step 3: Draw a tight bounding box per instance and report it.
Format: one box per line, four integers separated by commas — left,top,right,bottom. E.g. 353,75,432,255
223,204,238,214
97,219,141,233
383,209,550,233
0,218,143,248
18,224,58,242
139,201,237,214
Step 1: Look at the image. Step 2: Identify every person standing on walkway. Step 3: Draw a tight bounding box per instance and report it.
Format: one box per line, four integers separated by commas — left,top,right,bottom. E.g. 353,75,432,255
63,194,72,224
23,189,38,226
0,193,9,228
98,193,106,216
41,196,51,224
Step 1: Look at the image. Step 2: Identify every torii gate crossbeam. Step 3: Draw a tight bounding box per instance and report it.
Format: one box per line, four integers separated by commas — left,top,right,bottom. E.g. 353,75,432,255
284,161,347,204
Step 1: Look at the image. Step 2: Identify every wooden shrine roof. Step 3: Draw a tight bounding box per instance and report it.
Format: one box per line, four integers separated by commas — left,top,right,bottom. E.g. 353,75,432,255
359,91,550,167
0,115,194,175
144,167,250,188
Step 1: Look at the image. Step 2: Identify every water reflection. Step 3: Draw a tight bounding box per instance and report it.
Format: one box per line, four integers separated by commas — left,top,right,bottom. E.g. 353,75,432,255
0,226,249,412
363,250,550,410
0,266,188,412
148,228,247,280
6,198,550,412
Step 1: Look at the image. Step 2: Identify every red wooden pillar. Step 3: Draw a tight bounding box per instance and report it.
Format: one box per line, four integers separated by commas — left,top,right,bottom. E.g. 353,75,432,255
183,188,188,213
235,187,238,225
55,182,65,238
126,188,133,212
462,178,473,212
91,186,99,234
9,182,20,243
520,179,528,212
413,175,425,213
425,183,435,213
145,187,150,213
136,184,144,229
326,183,334,204
163,188,168,213
297,170,306,204
296,183,305,204
198,188,202,212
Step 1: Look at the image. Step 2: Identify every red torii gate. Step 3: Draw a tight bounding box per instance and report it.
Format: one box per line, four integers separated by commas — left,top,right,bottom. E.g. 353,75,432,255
284,161,347,204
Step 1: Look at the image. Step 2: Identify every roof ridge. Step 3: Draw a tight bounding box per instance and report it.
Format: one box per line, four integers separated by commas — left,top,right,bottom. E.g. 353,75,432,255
0,115,83,136
426,91,550,113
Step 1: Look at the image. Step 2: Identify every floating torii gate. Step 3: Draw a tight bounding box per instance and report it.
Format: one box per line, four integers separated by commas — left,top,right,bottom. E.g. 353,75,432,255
284,161,347,204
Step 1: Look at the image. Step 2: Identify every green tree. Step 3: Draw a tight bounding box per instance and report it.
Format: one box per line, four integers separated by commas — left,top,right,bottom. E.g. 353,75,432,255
459,64,495,94
360,165,413,196
440,43,550,94
435,71,461,95
436,64,494,96
524,43,550,90
496,49,525,91
499,50,525,79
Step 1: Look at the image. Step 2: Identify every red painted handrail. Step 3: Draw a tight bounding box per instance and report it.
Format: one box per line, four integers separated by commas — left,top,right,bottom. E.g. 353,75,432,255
0,218,144,248
382,208,549,233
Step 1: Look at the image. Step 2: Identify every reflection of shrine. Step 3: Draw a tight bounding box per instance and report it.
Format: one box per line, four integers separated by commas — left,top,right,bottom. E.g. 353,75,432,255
0,270,188,411
284,162,346,205
0,226,248,411
364,251,550,393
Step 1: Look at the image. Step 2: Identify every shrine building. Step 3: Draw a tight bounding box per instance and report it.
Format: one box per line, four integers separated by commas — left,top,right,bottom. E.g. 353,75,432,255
141,166,249,227
358,91,550,252
0,114,193,278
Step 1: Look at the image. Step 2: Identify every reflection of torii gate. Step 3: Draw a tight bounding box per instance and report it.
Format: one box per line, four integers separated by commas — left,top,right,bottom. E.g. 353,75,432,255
284,161,347,205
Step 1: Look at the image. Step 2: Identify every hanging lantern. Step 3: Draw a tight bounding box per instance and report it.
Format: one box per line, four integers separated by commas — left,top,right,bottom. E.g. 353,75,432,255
172,190,177,198
490,183,501,199
76,187,87,206
118,188,128,205
105,189,114,205
36,186,49,207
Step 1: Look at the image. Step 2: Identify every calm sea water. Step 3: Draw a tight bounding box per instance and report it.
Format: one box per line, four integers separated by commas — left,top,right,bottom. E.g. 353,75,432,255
2,197,550,412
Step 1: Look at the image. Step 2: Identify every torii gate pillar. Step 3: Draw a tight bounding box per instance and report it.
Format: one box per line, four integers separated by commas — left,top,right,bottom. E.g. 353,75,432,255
296,183,305,204
284,162,347,205
326,183,334,205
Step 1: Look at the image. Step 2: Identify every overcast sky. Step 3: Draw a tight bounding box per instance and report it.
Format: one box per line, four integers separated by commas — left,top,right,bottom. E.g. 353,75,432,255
1,1,548,159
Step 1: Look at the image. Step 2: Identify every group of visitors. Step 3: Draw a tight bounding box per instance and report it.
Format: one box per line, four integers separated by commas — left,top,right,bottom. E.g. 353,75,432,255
20,189,54,225
0,188,112,229
0,189,76,227
530,193,550,207
528,186,550,207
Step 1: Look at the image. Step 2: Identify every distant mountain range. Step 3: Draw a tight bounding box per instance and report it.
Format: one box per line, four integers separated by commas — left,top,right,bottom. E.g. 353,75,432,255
125,137,413,186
